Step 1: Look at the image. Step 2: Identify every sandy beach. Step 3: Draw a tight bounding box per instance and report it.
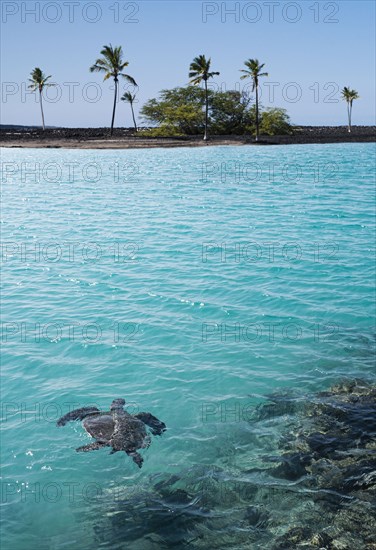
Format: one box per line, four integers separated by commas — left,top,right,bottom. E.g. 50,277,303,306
1,126,375,149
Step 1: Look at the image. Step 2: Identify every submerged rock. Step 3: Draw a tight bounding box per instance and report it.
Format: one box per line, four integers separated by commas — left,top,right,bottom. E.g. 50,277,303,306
244,505,270,528
254,379,376,548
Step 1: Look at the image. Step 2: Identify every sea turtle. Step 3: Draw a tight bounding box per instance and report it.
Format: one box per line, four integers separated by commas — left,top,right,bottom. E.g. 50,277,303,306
57,398,166,468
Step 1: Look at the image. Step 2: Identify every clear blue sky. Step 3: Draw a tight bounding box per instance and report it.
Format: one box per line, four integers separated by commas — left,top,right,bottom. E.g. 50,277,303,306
1,0,375,127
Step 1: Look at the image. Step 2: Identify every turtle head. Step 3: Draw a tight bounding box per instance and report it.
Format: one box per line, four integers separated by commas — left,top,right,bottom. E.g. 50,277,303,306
110,398,126,412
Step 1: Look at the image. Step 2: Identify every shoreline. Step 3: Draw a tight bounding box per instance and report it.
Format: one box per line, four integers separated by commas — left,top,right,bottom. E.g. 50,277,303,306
1,126,375,149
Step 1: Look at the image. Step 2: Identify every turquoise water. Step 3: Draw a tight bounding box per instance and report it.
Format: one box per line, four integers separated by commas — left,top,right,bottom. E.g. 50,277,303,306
1,143,375,549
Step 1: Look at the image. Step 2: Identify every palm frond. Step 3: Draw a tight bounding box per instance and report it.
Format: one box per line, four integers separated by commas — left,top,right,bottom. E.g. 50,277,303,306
341,86,360,102
121,91,136,103
120,74,137,86
239,59,268,90
90,44,135,84
189,54,219,84
28,67,54,91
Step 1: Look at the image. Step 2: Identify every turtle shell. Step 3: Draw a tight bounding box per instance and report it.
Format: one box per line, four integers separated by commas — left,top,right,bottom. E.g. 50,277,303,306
83,413,114,441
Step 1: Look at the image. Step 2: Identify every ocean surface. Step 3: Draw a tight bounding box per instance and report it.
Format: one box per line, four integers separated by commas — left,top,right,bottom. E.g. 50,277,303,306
1,143,375,549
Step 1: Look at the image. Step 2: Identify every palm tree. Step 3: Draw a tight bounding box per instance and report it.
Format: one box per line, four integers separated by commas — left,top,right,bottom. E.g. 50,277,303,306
121,91,138,130
28,68,54,130
189,55,219,140
341,87,359,132
240,59,268,141
90,44,136,135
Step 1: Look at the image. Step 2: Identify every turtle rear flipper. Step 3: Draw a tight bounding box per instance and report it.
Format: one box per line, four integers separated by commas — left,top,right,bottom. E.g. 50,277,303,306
76,441,107,452
57,407,100,427
135,412,166,435
127,451,143,468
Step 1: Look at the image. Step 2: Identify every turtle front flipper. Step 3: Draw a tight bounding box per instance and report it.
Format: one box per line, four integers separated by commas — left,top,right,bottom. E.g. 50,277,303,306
76,441,107,452
57,406,100,426
135,412,166,435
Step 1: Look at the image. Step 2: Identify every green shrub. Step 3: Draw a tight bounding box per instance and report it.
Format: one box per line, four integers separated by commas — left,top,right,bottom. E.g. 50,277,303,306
140,87,292,136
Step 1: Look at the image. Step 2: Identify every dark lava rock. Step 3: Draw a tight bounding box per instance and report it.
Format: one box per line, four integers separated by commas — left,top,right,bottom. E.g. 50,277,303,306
271,526,313,549
272,527,335,549
256,378,376,547
1,125,375,144
271,452,313,481
244,505,270,528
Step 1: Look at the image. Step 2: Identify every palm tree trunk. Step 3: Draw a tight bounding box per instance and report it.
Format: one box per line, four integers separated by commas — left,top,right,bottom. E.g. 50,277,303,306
39,90,45,131
110,78,118,136
204,79,208,141
348,102,352,133
130,102,137,131
255,84,259,142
